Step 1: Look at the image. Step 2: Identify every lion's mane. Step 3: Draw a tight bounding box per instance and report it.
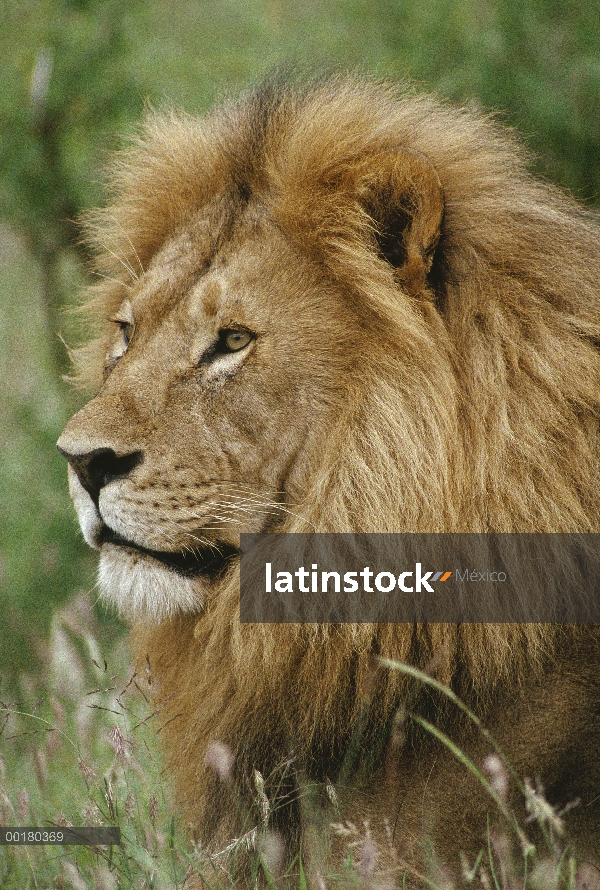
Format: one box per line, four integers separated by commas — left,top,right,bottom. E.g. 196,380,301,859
75,76,600,869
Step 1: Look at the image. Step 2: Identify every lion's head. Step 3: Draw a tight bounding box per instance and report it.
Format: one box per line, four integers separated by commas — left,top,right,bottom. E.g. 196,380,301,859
58,76,600,874
58,208,365,621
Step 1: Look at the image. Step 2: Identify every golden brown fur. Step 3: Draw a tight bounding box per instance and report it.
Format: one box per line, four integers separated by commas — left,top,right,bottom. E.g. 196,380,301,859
58,76,600,879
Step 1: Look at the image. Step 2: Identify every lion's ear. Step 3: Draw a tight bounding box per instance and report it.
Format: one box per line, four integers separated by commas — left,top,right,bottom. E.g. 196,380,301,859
361,149,444,298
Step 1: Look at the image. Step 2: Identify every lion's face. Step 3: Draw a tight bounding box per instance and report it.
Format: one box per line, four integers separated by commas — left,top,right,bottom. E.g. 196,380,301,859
58,210,356,620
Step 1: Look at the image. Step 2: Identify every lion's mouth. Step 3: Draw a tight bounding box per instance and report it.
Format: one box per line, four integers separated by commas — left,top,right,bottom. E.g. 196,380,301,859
99,526,238,578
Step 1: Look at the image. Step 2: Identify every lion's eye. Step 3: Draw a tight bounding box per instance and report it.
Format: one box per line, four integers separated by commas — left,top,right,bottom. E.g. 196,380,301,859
219,329,253,353
112,321,134,356
121,322,134,347
105,316,135,374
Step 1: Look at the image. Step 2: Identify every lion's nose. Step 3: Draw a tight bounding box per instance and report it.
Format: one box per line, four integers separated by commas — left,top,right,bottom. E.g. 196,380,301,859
57,442,143,504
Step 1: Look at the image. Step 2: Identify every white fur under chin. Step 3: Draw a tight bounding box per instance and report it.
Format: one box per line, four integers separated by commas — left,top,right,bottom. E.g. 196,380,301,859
98,546,204,623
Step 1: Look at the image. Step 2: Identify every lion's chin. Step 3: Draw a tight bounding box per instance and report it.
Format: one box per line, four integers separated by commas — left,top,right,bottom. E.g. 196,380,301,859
98,545,209,623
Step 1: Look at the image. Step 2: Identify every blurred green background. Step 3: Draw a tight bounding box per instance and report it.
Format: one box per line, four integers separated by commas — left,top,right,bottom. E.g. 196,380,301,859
2,0,599,686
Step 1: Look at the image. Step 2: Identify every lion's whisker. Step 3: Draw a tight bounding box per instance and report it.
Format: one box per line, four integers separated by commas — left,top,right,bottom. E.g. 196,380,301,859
108,214,146,277
91,270,130,289
99,240,139,283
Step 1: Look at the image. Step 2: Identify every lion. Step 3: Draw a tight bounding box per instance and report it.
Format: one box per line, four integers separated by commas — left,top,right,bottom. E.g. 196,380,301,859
57,75,600,880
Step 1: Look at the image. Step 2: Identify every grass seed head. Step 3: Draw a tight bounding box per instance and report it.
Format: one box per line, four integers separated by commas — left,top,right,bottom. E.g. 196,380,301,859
253,769,270,821
259,829,285,878
108,723,127,758
16,788,29,821
34,747,48,787
482,754,508,800
77,756,96,785
149,791,159,826
356,837,378,878
125,789,136,819
204,740,234,782
524,778,564,837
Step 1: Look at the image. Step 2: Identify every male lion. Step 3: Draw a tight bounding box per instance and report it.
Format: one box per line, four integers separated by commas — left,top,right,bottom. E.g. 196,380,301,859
58,76,600,879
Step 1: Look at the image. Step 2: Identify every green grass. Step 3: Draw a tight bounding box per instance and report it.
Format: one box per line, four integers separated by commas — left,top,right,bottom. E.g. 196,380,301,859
0,225,123,682
0,607,192,889
0,609,591,889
